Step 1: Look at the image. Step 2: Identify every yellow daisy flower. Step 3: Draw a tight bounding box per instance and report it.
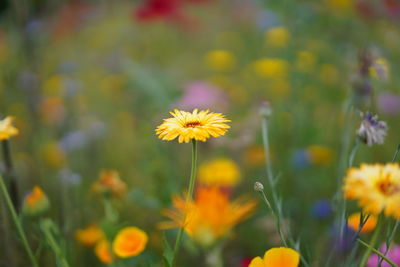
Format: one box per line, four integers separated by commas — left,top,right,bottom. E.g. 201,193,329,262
112,227,148,258
0,116,19,140
249,247,300,267
155,109,230,143
343,163,400,219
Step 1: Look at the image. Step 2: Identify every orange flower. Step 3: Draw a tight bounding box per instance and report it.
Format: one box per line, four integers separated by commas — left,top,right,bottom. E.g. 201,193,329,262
75,224,104,247
94,239,113,264
160,186,256,247
0,116,19,140
112,227,148,258
249,247,300,267
91,170,127,197
347,212,377,234
22,186,50,216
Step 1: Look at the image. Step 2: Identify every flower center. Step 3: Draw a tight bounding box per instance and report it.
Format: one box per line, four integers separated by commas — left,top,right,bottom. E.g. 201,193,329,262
376,178,400,196
183,121,202,128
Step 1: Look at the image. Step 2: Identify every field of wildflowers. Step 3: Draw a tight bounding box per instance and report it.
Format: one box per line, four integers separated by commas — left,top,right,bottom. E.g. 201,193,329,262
1,0,400,266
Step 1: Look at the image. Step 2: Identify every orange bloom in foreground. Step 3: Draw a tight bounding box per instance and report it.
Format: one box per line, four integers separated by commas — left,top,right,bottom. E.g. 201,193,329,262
95,239,113,264
75,224,104,247
347,212,377,234
91,170,127,197
112,227,148,258
160,186,256,247
249,247,300,267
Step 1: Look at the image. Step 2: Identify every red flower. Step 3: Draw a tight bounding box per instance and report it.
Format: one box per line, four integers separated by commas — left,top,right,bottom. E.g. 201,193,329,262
134,0,183,21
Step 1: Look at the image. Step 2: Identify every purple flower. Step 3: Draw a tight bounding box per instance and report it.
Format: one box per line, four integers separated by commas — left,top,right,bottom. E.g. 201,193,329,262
378,91,400,115
368,244,400,267
175,81,228,111
356,112,387,146
310,200,333,220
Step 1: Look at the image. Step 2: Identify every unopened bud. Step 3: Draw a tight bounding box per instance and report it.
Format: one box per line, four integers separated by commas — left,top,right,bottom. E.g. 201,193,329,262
259,101,272,118
254,182,264,192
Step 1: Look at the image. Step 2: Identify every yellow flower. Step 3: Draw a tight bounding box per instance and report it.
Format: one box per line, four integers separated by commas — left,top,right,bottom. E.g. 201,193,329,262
112,227,148,258
370,58,389,81
343,163,400,219
249,247,300,267
198,158,240,187
307,145,334,165
0,116,19,140
295,51,316,73
75,224,104,247
22,186,50,216
253,58,288,79
319,64,339,85
205,50,235,72
265,26,290,48
94,239,113,264
159,186,256,247
347,212,377,234
156,109,230,143
243,146,266,167
91,170,127,197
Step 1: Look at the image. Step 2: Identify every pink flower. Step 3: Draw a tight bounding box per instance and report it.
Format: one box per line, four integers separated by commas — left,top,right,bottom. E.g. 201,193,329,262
175,81,228,111
377,91,400,115
367,244,400,267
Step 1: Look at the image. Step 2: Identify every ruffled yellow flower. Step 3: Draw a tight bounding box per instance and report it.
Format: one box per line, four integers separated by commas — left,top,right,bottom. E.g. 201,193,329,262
0,116,19,140
205,50,235,72
112,227,148,258
159,186,256,247
265,26,290,48
94,239,113,264
91,170,127,197
249,247,300,267
198,158,240,187
75,224,104,247
343,163,400,219
22,186,50,216
156,109,230,143
347,212,377,234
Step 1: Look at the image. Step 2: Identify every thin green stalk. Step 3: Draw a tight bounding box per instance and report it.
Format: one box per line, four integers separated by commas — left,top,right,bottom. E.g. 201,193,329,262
40,219,70,267
0,175,39,267
2,140,19,211
359,216,383,267
172,139,197,266
358,238,397,267
349,139,361,167
392,144,400,162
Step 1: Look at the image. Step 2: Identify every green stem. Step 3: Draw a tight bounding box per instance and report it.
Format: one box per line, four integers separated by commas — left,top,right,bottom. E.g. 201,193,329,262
40,219,70,267
258,190,287,246
358,238,397,267
359,216,383,267
171,139,198,266
392,144,400,162
348,140,361,167
0,175,39,267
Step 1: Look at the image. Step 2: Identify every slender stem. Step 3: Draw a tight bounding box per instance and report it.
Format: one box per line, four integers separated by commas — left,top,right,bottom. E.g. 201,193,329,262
357,238,397,267
378,220,399,266
0,175,39,267
172,140,198,266
258,190,287,246
40,219,70,267
2,140,19,211
359,216,382,267
392,144,400,162
348,140,361,167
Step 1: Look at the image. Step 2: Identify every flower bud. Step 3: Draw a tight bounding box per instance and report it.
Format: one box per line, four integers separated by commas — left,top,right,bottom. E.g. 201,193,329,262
254,181,264,192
